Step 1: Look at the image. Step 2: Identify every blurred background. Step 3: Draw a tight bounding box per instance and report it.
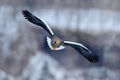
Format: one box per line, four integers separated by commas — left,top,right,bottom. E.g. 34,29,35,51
0,0,120,80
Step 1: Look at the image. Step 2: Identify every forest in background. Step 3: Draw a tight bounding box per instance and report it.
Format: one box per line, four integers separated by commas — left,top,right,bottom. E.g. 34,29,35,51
1,0,120,11
0,0,120,80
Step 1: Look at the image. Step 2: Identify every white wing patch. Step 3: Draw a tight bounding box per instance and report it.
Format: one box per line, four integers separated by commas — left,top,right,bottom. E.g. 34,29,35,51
40,18,54,36
47,36,65,50
47,36,53,49
64,41,89,51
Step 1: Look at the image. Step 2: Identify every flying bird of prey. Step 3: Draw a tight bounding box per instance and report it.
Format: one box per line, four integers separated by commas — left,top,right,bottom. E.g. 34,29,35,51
22,10,99,63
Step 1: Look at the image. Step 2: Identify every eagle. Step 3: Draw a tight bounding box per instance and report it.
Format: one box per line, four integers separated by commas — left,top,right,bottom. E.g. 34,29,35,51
22,10,99,63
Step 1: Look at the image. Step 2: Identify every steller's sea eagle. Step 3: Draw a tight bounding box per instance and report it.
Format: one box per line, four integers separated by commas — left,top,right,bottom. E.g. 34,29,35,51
22,10,99,64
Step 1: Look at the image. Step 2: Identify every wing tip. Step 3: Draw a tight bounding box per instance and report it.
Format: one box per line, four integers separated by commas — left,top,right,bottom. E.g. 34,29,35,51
22,9,29,14
89,54,99,64
22,9,33,23
22,9,30,18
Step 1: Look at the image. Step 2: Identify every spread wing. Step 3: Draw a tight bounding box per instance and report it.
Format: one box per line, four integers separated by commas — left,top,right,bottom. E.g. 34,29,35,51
22,10,54,36
64,41,99,63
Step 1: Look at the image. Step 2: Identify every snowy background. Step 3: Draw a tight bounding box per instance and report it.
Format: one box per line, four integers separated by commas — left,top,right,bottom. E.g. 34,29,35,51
0,0,120,80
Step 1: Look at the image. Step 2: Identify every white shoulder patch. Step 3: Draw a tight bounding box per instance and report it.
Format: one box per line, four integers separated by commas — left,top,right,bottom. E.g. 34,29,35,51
47,36,53,49
47,36,65,50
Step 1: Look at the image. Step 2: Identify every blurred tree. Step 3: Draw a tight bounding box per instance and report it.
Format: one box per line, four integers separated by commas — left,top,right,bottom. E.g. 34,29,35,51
24,0,35,8
39,62,54,80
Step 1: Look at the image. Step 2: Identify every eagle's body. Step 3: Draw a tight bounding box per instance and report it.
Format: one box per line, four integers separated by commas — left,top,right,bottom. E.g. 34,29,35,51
47,36,65,50
22,10,99,63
